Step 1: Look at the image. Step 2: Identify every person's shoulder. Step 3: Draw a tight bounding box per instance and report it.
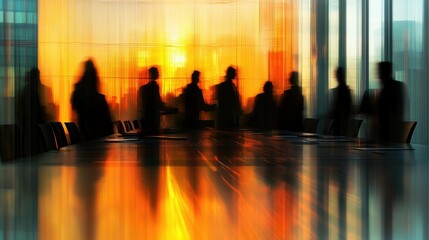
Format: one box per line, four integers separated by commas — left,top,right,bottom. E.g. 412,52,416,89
97,93,107,100
255,93,264,99
393,79,405,87
288,86,301,94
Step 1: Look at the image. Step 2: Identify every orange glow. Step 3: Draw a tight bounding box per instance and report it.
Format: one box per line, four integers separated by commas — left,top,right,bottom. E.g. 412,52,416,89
37,150,303,239
38,0,300,122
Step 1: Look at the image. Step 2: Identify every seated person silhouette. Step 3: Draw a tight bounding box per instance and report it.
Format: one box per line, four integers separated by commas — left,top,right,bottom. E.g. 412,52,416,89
250,81,277,130
138,67,177,131
278,71,304,132
330,67,352,136
71,59,113,140
183,70,216,128
377,61,406,143
216,66,241,129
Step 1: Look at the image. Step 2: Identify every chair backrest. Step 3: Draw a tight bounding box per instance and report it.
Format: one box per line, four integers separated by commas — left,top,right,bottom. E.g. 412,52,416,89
348,119,363,138
133,120,140,129
323,119,335,135
0,124,20,161
38,124,58,151
115,121,125,134
402,121,417,143
303,118,319,133
65,122,81,145
124,120,133,132
50,122,68,148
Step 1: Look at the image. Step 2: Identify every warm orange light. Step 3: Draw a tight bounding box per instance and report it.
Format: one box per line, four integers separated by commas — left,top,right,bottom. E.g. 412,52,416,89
38,0,299,122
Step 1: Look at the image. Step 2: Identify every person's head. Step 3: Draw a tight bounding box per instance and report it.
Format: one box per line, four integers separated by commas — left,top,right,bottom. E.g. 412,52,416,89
81,59,99,92
29,67,40,84
377,61,393,86
226,66,236,81
263,81,274,94
289,71,299,86
149,67,159,81
335,67,346,86
191,70,200,84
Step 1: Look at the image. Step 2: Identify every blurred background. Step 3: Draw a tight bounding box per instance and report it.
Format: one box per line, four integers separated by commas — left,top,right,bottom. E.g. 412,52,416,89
0,0,428,143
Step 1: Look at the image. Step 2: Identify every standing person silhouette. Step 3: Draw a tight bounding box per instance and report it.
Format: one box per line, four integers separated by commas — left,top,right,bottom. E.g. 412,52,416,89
216,66,241,129
71,59,113,141
183,70,216,128
17,68,47,156
138,67,164,130
377,61,406,143
278,71,304,132
250,81,277,130
330,67,352,136
138,67,178,130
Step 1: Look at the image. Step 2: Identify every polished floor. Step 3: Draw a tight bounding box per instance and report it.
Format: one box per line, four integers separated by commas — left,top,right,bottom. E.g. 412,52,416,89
1,130,428,240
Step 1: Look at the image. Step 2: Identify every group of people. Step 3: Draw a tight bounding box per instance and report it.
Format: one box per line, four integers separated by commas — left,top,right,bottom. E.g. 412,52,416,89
18,58,406,155
71,59,405,143
249,62,406,143
136,65,240,130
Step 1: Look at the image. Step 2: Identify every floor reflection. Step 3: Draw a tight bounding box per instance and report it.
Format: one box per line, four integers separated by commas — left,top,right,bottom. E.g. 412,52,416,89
0,131,428,239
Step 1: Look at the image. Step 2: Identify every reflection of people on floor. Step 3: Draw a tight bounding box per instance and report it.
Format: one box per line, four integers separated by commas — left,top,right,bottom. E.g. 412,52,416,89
216,66,241,129
71,59,114,140
183,70,216,128
249,81,277,130
74,148,106,240
278,71,304,132
138,140,161,214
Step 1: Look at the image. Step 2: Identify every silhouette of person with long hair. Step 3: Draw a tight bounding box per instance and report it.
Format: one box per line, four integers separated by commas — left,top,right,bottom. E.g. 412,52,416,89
216,66,241,129
71,59,113,140
377,61,406,143
330,67,352,136
278,71,304,132
250,81,277,130
183,70,216,128
17,68,47,156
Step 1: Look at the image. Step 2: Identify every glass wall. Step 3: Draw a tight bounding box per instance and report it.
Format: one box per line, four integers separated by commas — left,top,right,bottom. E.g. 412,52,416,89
346,0,362,103
39,0,305,121
392,0,425,143
0,0,38,124
368,0,385,89
0,0,427,143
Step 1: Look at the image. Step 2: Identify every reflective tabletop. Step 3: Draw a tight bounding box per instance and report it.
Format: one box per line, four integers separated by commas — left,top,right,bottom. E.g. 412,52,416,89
1,130,428,240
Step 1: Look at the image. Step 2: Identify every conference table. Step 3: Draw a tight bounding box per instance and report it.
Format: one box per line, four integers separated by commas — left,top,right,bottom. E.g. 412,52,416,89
1,129,428,239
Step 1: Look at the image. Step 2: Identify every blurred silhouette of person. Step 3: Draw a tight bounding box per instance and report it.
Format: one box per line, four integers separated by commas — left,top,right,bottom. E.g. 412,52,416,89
278,71,304,132
216,66,241,129
71,59,113,141
109,96,120,120
138,67,177,130
183,70,216,128
250,81,277,129
38,79,57,122
17,68,47,156
377,61,406,143
330,67,352,136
